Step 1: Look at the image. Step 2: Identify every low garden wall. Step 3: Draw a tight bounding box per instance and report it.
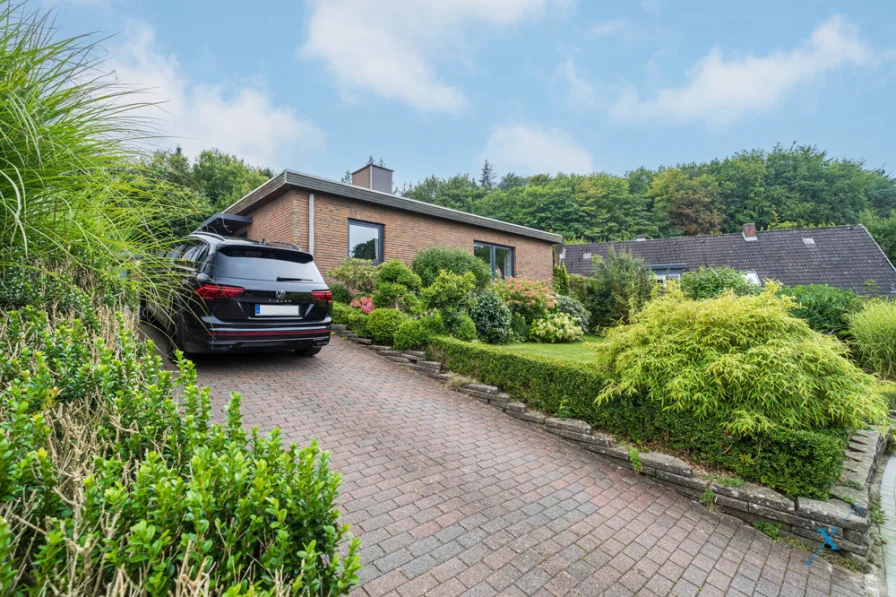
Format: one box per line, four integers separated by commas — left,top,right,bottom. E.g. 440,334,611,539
333,325,888,567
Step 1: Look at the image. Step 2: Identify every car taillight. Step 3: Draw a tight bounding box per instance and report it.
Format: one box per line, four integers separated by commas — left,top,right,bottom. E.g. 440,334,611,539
311,290,333,304
196,283,244,300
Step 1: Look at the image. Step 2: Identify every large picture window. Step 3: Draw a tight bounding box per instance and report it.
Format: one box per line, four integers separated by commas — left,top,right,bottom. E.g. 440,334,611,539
474,241,514,278
348,220,384,264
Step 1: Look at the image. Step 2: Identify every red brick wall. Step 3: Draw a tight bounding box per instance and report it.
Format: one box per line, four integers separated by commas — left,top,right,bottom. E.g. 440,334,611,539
245,189,556,283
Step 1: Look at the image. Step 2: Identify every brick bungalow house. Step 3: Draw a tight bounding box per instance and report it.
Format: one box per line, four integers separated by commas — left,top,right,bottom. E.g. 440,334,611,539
212,164,562,282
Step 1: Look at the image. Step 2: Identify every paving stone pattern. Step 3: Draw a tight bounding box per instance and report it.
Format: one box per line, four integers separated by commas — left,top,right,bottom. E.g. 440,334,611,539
196,337,866,597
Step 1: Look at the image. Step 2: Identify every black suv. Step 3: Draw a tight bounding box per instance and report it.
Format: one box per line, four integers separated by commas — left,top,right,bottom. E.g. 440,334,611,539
142,233,332,357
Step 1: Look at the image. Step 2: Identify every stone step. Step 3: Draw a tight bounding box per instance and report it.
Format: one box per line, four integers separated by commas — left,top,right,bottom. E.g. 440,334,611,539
368,345,392,351
465,383,499,395
350,337,372,345
387,356,410,363
414,360,442,372
378,350,402,357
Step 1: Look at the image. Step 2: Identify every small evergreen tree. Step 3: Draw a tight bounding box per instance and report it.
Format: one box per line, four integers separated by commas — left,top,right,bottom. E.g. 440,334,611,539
480,159,496,189
553,264,570,295
341,169,352,183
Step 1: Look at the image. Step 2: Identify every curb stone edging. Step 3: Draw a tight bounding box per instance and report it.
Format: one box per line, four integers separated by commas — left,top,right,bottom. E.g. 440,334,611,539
333,332,886,569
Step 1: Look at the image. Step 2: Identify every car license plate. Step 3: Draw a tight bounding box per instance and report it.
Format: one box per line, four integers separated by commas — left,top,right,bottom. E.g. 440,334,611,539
255,304,300,317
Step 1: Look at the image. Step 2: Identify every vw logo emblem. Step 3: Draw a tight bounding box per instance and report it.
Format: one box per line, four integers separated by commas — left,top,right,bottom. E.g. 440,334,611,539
275,289,286,299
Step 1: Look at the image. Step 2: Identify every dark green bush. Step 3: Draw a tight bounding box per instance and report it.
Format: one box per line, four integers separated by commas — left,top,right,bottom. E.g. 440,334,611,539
330,283,352,304
373,260,422,312
510,313,529,341
429,336,844,498
469,292,512,344
412,247,491,290
332,302,369,335
679,266,760,300
421,312,448,335
364,308,407,344
567,273,590,305
777,284,863,336
376,259,422,290
586,248,654,329
553,294,589,333
393,318,431,350
0,308,361,595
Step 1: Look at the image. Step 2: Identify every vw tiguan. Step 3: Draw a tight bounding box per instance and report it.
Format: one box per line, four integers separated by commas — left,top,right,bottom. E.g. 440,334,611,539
143,233,332,357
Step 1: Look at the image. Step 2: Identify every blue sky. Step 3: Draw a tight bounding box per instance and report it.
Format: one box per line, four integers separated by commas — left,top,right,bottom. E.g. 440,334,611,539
56,0,896,188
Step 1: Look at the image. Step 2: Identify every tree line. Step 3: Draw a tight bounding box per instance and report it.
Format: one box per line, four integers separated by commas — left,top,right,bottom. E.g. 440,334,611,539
397,144,896,261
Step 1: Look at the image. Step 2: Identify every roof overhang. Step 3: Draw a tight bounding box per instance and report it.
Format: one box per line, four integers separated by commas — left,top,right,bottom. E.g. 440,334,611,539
225,170,563,244
196,212,253,236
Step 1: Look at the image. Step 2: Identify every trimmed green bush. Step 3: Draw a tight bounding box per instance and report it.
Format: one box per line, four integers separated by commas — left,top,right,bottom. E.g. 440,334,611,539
364,308,407,344
421,271,476,329
469,292,512,344
373,260,422,312
393,318,431,350
412,247,491,290
529,313,584,343
1,308,361,595
553,294,589,333
849,300,896,379
597,286,886,435
679,266,760,300
777,284,864,336
429,336,845,498
377,259,422,290
421,312,448,335
332,302,369,335
331,283,352,304
452,314,478,341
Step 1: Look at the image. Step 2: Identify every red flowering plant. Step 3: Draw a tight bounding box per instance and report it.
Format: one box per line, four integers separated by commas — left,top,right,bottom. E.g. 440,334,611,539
491,277,556,322
349,296,375,314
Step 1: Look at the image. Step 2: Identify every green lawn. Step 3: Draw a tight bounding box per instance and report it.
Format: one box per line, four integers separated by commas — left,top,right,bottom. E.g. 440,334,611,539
500,335,603,363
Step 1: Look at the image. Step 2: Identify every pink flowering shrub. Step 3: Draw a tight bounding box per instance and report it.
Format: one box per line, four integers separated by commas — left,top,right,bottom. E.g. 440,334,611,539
491,277,556,322
350,296,375,314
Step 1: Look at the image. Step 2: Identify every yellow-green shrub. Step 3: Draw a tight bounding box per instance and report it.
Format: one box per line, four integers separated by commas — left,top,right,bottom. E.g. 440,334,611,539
597,286,887,435
849,300,896,379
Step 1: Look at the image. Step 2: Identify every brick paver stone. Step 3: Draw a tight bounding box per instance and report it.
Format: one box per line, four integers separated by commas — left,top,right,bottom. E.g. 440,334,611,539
196,337,867,596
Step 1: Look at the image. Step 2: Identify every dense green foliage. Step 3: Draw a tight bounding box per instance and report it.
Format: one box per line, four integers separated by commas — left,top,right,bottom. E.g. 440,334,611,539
510,313,529,341
332,302,369,334
328,258,378,296
401,146,896,245
552,295,590,333
849,301,896,379
429,337,846,498
583,249,654,330
552,265,570,295
469,292,512,344
421,271,477,330
330,283,352,304
597,287,886,435
777,284,864,336
0,308,360,595
411,248,492,290
364,308,407,344
452,314,478,342
860,210,896,265
393,318,431,350
679,267,760,300
529,313,584,343
372,260,421,312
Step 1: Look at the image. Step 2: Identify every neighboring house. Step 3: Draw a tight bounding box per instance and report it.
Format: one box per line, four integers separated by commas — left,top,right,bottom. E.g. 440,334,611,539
563,223,896,295
211,164,561,282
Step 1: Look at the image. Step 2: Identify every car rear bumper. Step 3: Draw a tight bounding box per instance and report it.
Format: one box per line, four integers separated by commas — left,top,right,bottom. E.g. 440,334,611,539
183,317,331,353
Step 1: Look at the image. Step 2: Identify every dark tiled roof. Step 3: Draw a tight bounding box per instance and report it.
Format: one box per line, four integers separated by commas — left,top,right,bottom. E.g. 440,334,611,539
563,226,896,295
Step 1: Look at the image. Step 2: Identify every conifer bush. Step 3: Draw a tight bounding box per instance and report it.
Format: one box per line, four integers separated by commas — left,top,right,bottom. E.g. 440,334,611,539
597,285,887,434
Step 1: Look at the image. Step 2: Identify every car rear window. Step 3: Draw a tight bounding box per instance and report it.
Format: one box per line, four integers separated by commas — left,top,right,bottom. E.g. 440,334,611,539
214,246,324,282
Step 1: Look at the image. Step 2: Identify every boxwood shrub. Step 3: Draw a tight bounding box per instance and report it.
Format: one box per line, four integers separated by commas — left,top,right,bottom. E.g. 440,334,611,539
0,308,361,595
469,292,512,344
364,308,407,344
429,336,846,498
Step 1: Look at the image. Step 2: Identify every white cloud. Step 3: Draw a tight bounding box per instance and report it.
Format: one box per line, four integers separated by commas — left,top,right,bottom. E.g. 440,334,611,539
610,15,875,126
481,124,593,175
590,18,643,43
555,59,600,111
299,0,555,113
107,23,322,167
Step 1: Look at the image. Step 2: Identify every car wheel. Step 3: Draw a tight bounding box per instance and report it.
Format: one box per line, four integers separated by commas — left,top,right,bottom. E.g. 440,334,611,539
171,313,195,361
295,347,321,357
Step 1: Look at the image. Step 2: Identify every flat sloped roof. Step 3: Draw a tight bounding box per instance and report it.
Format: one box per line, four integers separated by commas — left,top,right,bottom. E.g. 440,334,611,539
225,170,563,243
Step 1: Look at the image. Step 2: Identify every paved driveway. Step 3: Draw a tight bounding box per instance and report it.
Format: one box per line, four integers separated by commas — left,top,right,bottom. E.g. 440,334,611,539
196,337,866,597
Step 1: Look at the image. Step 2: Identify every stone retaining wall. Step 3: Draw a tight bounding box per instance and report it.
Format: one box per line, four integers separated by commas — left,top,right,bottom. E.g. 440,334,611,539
331,326,887,567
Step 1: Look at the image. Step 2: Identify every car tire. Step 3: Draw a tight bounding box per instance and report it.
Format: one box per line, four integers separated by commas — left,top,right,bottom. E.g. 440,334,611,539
295,347,321,357
171,313,196,361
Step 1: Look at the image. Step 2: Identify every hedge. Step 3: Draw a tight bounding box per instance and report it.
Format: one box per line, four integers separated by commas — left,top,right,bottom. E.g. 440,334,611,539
428,336,845,498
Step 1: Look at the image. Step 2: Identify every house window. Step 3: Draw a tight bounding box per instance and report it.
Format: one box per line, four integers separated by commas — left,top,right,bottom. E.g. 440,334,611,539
474,241,514,278
348,220,384,264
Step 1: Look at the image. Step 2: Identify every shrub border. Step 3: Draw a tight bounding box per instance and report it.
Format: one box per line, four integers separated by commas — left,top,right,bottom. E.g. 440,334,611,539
331,325,886,567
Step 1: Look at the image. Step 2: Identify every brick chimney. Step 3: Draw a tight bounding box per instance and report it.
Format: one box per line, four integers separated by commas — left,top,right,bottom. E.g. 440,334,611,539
351,163,393,194
742,223,757,241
